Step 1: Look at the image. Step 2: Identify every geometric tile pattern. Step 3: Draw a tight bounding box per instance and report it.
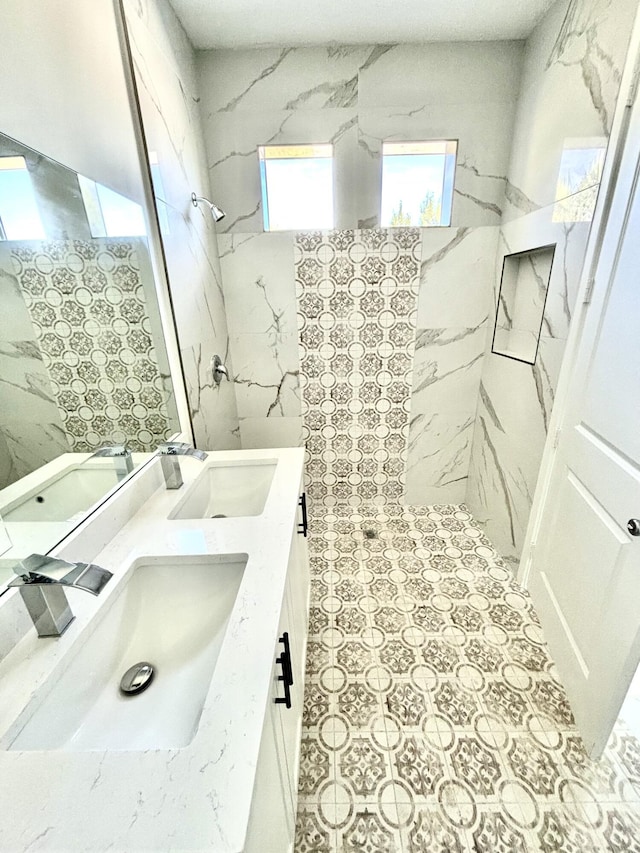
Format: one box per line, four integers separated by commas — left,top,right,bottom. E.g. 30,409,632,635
295,228,421,508
11,239,173,452
295,502,640,851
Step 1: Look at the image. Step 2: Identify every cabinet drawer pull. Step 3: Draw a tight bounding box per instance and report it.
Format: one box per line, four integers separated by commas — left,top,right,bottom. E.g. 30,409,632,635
275,631,293,709
298,493,308,537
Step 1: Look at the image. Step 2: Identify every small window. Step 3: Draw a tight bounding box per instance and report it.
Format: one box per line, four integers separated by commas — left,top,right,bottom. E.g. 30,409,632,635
258,144,334,231
381,140,457,228
78,174,146,238
0,155,46,240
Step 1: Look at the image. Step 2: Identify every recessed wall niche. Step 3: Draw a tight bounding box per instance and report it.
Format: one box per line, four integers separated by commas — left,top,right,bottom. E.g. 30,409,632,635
491,244,555,365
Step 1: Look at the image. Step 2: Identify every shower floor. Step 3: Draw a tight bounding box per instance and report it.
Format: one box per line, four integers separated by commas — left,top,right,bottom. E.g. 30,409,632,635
294,502,640,852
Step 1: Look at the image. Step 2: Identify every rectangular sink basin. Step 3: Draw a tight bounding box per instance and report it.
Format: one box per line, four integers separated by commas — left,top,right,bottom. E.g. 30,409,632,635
169,460,277,519
1,464,122,523
6,554,247,751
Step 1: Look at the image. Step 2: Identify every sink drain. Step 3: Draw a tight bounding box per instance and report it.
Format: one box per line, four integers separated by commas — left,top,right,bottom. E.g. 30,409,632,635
211,513,227,518
120,661,155,696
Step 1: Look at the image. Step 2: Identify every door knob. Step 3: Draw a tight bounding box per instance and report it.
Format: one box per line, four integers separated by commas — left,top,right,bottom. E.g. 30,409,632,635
627,518,640,536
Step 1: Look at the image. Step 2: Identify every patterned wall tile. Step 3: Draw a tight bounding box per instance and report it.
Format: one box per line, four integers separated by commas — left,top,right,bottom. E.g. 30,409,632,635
12,239,173,452
295,228,421,509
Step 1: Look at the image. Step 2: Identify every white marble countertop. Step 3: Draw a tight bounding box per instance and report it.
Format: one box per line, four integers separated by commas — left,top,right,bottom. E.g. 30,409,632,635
0,447,305,852
0,452,151,580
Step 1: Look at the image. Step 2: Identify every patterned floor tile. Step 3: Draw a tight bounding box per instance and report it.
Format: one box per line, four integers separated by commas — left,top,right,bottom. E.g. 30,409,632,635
294,502,640,852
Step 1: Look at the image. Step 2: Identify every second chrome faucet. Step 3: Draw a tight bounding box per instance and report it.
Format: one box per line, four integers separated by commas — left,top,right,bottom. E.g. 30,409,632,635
158,442,207,489
9,554,113,638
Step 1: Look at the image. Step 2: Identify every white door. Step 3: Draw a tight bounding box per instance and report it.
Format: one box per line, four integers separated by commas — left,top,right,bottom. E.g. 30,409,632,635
527,85,640,757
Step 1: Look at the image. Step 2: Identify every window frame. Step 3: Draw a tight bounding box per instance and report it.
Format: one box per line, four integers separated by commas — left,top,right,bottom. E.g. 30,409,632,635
258,143,335,232
380,139,458,228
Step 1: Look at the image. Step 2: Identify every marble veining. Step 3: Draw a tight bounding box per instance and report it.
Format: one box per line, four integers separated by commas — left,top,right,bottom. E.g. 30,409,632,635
219,231,302,448
124,0,240,450
198,42,522,232
465,0,636,565
405,228,497,506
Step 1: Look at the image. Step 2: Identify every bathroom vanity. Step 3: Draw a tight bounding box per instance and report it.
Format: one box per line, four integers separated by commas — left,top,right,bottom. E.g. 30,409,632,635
0,447,309,852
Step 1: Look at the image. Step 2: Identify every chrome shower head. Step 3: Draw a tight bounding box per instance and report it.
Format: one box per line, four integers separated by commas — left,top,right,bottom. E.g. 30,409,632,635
191,192,226,222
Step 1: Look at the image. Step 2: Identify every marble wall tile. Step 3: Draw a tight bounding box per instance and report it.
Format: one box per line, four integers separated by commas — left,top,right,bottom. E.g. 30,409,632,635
465,197,596,564
0,246,37,342
405,410,476,505
1,422,72,484
409,326,487,410
124,0,240,449
356,42,523,109
403,325,485,505
358,104,516,227
220,232,297,337
466,371,547,572
0,340,59,424
198,46,373,115
503,0,637,220
0,431,18,491
203,108,359,233
404,227,497,505
198,42,523,232
180,338,239,450
219,231,301,447
500,202,590,341
464,0,635,567
417,227,498,327
230,333,300,419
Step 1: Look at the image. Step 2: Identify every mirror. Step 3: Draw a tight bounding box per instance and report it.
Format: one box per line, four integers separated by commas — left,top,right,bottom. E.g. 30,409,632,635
0,132,182,588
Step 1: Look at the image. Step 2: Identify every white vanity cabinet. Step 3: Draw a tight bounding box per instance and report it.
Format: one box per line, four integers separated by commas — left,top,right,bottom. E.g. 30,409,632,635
244,498,310,853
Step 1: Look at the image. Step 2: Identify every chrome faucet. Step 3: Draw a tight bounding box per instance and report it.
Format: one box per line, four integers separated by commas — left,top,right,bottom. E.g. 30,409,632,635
211,354,229,385
91,444,134,480
9,554,113,638
157,442,207,489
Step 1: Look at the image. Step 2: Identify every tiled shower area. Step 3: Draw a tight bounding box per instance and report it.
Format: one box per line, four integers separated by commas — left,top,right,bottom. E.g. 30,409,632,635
289,228,640,852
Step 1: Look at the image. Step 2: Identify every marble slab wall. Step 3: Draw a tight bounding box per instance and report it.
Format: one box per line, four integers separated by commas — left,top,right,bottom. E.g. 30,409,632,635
124,0,240,449
295,228,421,508
218,232,302,448
405,226,498,504
3,238,174,456
465,0,637,568
197,42,524,231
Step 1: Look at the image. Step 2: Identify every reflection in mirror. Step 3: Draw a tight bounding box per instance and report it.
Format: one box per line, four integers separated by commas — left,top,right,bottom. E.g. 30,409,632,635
0,515,10,558
553,137,607,223
492,245,555,365
0,132,181,588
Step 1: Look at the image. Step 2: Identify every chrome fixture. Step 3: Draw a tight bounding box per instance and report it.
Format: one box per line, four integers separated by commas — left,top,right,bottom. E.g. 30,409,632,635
157,441,207,490
211,354,229,385
191,192,226,222
120,661,155,696
9,554,113,638
91,444,134,480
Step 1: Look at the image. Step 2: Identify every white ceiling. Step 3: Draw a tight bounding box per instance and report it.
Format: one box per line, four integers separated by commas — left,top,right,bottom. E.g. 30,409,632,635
169,0,557,50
